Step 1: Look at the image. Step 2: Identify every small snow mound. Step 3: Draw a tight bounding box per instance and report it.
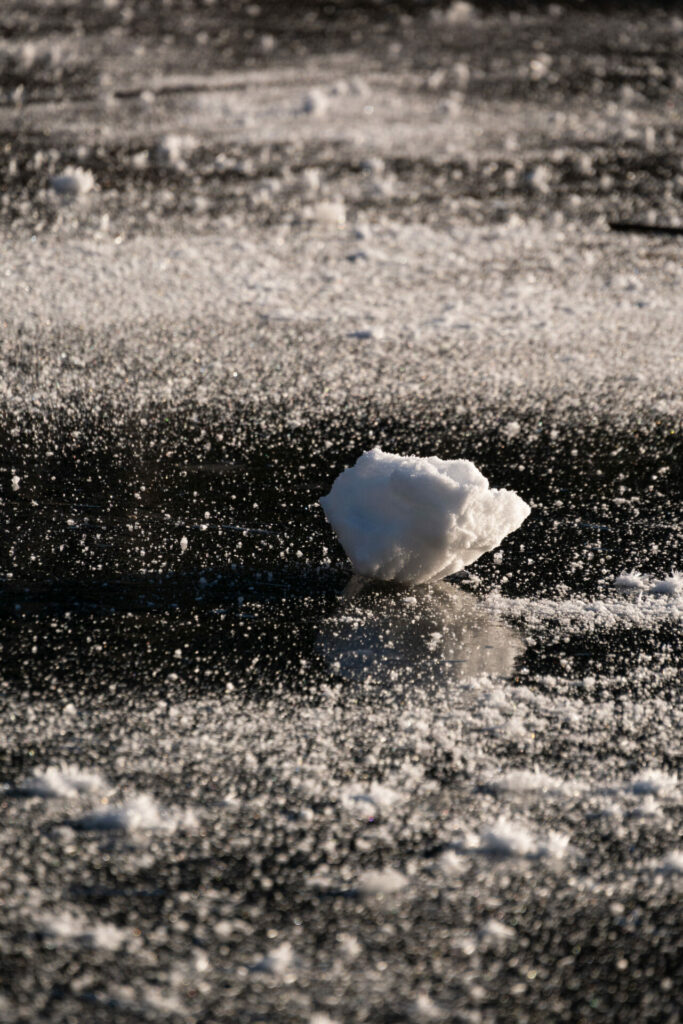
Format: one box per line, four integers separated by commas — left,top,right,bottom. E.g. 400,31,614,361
301,88,329,116
340,781,402,818
17,764,108,799
630,769,678,797
310,199,346,227
478,817,569,859
39,910,129,951
479,919,516,942
320,448,530,584
49,166,96,198
251,940,295,975
657,850,683,875
72,792,197,833
358,866,408,895
649,573,683,596
438,849,468,876
153,133,196,168
614,571,646,589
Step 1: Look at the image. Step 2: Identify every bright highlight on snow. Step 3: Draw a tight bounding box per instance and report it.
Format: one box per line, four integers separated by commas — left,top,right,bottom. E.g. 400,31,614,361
320,448,530,584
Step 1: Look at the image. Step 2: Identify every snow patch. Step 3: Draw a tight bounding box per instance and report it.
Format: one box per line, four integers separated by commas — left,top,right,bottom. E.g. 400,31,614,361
358,866,408,895
16,764,109,799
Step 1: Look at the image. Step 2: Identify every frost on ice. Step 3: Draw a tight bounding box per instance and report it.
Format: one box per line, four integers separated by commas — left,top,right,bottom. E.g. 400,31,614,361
320,448,530,584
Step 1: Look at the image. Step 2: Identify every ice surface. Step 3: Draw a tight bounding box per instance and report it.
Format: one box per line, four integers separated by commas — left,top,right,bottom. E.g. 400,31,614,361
320,448,530,584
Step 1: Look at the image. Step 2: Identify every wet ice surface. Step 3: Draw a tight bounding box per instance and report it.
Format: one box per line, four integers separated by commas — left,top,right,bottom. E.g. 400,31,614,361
1,3,683,1023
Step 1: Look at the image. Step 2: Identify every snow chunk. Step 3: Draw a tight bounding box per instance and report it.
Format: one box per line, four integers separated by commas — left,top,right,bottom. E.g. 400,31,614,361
11,474,20,491
477,817,569,859
16,764,108,799
49,166,96,198
358,866,408,895
72,792,197,833
491,768,576,796
320,448,530,584
479,919,516,942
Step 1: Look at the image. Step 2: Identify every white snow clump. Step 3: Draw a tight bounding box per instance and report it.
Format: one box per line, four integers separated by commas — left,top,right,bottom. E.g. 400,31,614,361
320,448,530,584
72,792,197,833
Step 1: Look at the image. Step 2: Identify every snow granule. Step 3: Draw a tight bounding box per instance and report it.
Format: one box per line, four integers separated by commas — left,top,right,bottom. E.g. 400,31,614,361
49,166,96,197
656,850,683,875
72,792,197,833
11,474,20,491
320,448,530,584
358,866,408,895
438,849,468,876
17,764,108,799
153,133,196,168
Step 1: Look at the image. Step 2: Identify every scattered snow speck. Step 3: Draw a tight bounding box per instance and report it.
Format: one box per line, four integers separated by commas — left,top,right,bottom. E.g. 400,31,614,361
11,474,20,491
180,535,188,553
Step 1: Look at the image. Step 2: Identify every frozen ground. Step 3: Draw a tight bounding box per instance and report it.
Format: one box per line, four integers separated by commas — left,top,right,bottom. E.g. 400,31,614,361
0,2,682,1022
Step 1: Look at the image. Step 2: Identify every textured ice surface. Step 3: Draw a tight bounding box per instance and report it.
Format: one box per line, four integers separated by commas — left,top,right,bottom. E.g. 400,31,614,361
320,448,530,584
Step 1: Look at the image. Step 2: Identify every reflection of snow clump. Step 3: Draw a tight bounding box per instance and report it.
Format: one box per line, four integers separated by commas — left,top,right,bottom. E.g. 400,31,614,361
320,448,530,584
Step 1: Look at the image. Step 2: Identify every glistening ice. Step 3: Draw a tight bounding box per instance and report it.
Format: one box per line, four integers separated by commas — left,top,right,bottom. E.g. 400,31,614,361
320,448,530,585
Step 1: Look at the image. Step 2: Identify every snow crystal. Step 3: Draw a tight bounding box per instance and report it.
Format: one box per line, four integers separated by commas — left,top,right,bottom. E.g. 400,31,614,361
49,166,96,198
17,764,108,799
180,536,188,553
11,474,20,491
358,866,408,895
72,792,197,833
320,448,530,584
